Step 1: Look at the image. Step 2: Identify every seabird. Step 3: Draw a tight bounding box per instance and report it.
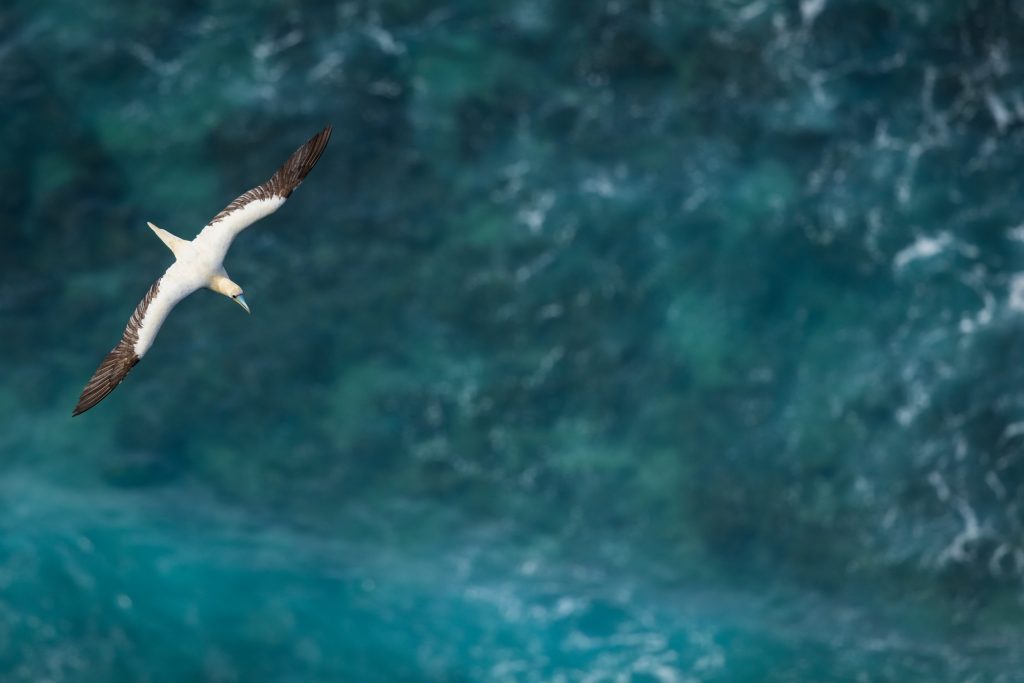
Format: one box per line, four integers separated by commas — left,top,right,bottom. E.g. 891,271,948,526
72,126,332,416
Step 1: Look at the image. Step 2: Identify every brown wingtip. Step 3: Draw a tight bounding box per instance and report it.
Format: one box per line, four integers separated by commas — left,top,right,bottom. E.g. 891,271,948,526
73,278,162,417
72,341,141,416
273,125,332,198
207,126,333,225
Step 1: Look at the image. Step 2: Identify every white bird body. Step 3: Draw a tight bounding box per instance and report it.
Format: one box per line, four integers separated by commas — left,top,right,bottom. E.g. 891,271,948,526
73,127,332,416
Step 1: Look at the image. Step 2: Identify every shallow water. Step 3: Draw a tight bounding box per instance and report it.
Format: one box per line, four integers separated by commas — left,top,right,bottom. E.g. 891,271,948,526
3,1,1024,680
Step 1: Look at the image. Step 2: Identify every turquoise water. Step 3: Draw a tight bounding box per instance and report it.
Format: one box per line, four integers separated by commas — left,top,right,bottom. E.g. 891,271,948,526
3,0,1024,680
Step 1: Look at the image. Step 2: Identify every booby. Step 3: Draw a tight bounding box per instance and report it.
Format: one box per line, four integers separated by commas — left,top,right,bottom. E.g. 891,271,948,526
72,126,332,416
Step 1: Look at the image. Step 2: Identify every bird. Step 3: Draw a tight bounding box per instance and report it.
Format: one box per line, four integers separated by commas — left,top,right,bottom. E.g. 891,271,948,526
72,125,332,416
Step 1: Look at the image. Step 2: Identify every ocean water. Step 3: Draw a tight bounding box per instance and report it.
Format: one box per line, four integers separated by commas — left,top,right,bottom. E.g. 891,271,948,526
3,0,1024,680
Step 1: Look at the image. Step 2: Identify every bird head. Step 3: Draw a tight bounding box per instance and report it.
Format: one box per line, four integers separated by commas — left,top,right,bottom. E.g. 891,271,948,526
209,275,250,314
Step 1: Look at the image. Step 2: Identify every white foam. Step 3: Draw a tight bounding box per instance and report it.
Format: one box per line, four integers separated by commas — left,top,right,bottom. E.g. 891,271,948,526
1008,273,1024,312
937,498,985,566
738,1,767,22
1008,224,1024,242
893,232,952,270
800,0,827,25
986,89,1013,132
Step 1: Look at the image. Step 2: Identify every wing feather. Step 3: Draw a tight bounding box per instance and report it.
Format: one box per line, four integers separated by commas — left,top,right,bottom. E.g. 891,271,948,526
197,125,332,243
72,278,163,416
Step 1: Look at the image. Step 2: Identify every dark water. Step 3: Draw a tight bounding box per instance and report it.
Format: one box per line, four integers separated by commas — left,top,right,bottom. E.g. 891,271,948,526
3,0,1024,680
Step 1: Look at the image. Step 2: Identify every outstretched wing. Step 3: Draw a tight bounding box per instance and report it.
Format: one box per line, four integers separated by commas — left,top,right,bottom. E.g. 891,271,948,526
73,276,180,416
195,125,332,249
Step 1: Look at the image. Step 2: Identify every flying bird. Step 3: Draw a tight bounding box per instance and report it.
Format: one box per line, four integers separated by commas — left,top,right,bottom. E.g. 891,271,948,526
72,126,332,416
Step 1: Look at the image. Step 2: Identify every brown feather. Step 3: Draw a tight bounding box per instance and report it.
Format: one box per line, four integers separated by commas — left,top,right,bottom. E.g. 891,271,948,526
208,125,332,225
72,278,162,416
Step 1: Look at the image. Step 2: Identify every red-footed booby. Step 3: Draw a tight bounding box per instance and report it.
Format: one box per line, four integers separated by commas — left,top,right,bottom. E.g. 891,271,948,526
73,126,332,416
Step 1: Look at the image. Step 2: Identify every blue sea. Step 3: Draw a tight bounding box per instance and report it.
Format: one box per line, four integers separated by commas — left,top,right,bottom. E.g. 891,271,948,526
3,1,1024,680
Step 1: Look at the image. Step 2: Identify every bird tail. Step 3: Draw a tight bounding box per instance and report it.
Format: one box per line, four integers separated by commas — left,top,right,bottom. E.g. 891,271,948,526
147,222,189,258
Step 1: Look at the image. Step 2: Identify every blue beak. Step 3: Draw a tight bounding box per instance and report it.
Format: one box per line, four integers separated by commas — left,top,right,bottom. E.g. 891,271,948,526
232,294,250,314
